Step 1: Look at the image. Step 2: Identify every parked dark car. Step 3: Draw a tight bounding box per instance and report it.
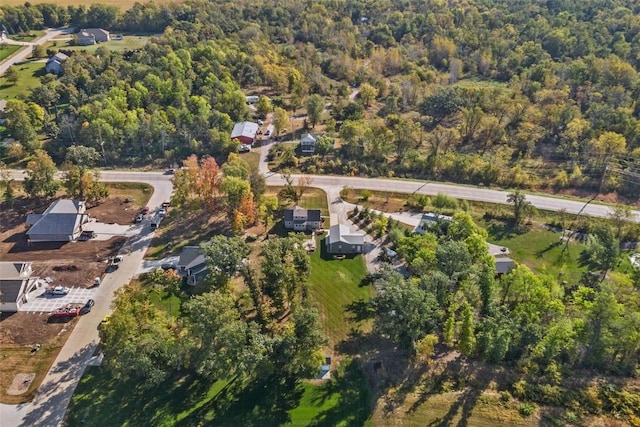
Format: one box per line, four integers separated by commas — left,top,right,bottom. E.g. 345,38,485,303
81,299,95,314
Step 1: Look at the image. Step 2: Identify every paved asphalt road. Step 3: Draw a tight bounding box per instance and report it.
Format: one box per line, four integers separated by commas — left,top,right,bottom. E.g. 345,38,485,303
0,28,73,77
2,159,639,425
0,172,172,427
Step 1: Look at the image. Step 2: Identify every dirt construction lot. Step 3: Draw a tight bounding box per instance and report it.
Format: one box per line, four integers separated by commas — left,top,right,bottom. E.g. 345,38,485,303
0,197,142,288
0,196,144,403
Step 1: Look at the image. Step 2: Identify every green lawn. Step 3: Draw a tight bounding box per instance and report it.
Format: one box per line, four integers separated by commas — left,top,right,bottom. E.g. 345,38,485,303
104,182,153,207
484,221,586,284
267,187,331,221
66,360,372,426
44,35,151,54
0,61,46,99
0,44,21,62
308,236,371,350
8,31,45,42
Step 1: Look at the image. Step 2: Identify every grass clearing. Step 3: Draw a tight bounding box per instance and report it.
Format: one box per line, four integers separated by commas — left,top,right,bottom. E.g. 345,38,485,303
0,44,21,62
0,345,63,404
482,221,586,283
45,35,152,54
104,182,153,207
0,61,46,100
266,187,330,220
308,236,370,350
376,391,537,427
8,31,45,42
66,359,372,426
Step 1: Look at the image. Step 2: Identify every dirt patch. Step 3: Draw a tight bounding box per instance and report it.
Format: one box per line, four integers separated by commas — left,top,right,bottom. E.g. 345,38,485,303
7,373,35,395
0,197,137,288
86,197,144,224
0,312,72,345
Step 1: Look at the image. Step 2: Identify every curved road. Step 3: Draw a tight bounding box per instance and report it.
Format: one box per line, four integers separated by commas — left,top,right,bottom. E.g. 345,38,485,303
0,28,73,77
1,160,639,425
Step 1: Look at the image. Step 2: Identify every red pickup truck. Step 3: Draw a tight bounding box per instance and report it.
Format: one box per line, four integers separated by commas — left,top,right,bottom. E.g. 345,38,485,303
52,304,82,318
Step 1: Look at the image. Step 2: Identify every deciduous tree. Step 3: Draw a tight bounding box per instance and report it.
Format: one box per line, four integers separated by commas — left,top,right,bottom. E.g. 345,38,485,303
23,149,58,197
306,94,324,128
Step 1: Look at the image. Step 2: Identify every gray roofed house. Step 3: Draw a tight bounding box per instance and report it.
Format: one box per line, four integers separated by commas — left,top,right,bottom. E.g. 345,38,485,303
178,246,209,286
284,206,322,231
495,257,516,275
326,224,366,254
300,133,318,154
26,199,88,243
230,121,259,144
45,52,68,74
76,28,110,45
0,261,40,312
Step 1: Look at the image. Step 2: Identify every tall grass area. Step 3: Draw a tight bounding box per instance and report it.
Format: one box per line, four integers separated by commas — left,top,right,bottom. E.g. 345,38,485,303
308,236,371,350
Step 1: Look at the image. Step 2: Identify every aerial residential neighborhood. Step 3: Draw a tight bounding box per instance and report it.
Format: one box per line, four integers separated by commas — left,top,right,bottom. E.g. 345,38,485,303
2,1,640,426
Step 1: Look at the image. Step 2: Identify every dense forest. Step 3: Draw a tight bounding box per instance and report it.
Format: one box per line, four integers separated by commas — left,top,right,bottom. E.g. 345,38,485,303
3,1,640,198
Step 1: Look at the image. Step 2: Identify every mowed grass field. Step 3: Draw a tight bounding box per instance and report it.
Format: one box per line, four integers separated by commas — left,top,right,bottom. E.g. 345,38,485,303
2,0,171,10
308,237,371,350
45,35,152,54
0,44,21,62
0,61,46,100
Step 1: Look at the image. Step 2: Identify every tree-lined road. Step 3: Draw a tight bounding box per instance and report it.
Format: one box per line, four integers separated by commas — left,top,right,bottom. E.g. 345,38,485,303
2,162,639,426
257,145,640,223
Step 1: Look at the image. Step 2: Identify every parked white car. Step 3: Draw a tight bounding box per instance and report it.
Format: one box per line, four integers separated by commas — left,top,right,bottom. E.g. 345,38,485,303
45,286,70,295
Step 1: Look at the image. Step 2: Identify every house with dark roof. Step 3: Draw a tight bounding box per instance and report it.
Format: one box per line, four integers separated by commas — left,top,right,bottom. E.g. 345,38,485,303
45,52,68,74
284,206,322,231
326,224,366,254
26,199,87,243
0,262,40,312
230,121,259,145
75,28,110,45
177,246,209,286
495,257,516,276
300,133,318,154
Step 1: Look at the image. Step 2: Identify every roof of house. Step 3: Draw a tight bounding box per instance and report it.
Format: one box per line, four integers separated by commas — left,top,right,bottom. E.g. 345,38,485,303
47,52,68,64
44,199,84,214
27,214,83,237
0,280,26,303
78,28,109,38
301,133,317,144
0,262,31,279
178,246,206,270
284,206,321,222
26,199,85,239
85,28,109,36
495,257,515,274
327,224,365,246
230,121,259,140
